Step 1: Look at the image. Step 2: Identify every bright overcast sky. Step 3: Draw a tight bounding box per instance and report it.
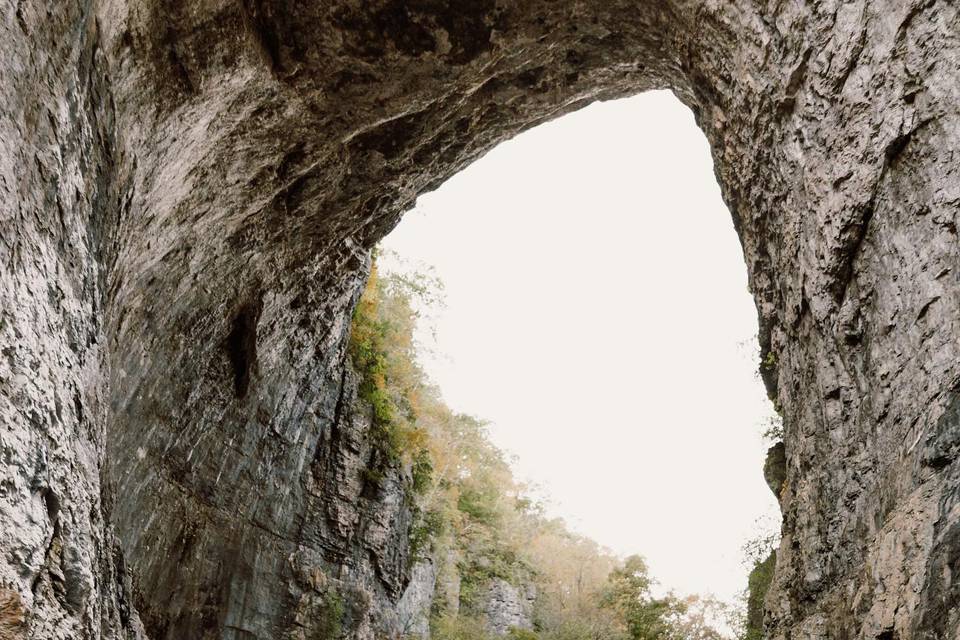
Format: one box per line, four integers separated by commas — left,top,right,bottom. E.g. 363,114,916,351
380,90,781,604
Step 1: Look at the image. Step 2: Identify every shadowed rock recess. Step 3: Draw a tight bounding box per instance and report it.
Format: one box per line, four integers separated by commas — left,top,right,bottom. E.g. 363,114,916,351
0,0,958,638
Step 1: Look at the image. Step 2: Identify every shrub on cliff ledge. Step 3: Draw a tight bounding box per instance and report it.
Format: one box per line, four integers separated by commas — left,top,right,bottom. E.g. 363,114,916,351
743,551,776,640
348,261,432,476
350,259,744,640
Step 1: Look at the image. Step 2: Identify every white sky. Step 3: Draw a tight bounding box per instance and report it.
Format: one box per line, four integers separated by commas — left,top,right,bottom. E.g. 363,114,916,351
380,91,781,605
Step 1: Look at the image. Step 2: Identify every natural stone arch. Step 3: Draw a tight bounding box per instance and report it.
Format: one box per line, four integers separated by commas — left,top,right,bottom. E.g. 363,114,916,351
1,1,957,639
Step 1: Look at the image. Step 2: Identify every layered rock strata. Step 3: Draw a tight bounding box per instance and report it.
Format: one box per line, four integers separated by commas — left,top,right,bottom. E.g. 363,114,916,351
1,1,958,638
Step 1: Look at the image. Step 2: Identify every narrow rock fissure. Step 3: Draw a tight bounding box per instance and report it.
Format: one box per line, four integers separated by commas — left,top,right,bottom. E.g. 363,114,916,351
226,297,263,398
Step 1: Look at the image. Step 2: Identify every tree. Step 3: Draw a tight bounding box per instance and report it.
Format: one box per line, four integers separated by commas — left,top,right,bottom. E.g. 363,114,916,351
667,595,742,640
600,556,686,640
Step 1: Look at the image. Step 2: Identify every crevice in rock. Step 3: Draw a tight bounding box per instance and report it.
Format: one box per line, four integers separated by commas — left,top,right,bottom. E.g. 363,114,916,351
884,117,935,168
239,0,283,76
162,29,195,96
777,46,811,115
329,363,350,447
30,490,62,597
110,542,133,629
834,201,875,308
836,114,938,306
29,489,79,614
226,295,263,399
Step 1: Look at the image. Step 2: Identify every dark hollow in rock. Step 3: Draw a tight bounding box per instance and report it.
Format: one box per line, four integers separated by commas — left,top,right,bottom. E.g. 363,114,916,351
226,298,262,398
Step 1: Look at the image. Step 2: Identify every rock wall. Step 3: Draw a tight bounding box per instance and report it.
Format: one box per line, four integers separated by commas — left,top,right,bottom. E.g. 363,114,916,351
481,579,536,637
1,0,958,638
394,561,437,638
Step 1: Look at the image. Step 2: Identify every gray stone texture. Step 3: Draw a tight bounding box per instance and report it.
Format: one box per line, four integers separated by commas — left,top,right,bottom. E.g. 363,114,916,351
481,579,535,637
394,560,436,638
1,0,958,638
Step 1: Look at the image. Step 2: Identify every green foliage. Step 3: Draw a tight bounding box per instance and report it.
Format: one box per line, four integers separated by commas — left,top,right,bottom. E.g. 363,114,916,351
457,486,500,526
412,448,434,492
313,589,344,640
668,595,742,640
458,542,530,615
760,415,784,443
361,466,385,487
539,620,623,640
761,351,777,370
349,265,403,467
351,258,743,640
349,263,437,488
744,551,776,640
432,614,495,640
600,556,688,640
737,522,781,640
410,507,445,560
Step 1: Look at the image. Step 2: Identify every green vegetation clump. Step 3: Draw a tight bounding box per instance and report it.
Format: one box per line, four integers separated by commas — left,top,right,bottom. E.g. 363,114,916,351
760,415,784,443
411,448,434,495
432,614,494,640
348,257,753,640
600,556,687,640
348,264,404,465
744,551,776,640
348,262,433,484
409,506,445,560
320,590,345,640
761,351,777,370
457,486,500,526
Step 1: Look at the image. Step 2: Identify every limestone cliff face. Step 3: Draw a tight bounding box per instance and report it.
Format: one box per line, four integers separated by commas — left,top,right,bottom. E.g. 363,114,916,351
1,1,958,639
480,579,536,637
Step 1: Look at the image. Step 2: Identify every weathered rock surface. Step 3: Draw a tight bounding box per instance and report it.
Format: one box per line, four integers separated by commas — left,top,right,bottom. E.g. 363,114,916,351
1,0,958,638
393,560,436,638
764,442,787,502
481,579,535,637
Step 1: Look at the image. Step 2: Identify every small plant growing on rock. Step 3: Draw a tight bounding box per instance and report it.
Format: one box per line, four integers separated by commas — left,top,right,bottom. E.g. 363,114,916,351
760,415,784,443
761,351,777,370
315,590,345,640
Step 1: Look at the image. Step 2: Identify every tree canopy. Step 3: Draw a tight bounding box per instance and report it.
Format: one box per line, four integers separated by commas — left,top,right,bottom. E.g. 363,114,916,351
350,258,749,640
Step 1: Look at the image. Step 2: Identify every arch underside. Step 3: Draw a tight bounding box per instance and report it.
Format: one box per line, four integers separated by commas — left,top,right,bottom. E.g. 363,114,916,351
0,0,958,638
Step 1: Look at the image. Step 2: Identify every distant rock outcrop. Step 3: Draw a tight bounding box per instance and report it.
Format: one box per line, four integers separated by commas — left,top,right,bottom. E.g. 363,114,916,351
481,579,536,636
